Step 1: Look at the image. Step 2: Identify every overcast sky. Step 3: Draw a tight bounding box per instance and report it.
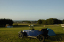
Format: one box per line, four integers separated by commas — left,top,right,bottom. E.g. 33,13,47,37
0,0,64,20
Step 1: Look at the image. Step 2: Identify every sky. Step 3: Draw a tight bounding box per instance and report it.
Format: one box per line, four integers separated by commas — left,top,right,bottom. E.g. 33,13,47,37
0,0,64,20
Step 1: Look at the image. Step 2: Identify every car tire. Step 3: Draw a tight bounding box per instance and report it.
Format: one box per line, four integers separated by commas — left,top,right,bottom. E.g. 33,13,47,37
37,35,45,42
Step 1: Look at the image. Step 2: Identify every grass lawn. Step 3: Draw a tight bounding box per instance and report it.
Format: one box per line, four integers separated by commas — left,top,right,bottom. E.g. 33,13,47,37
0,25,64,42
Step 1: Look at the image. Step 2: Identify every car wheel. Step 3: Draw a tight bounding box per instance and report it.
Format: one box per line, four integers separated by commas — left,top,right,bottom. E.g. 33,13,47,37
18,33,23,38
37,35,45,42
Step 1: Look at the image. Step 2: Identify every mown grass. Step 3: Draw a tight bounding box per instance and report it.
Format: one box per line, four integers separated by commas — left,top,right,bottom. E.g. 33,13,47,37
0,25,64,42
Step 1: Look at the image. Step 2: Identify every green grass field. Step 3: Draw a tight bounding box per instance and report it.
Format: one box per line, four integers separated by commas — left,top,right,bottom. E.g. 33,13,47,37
0,25,64,42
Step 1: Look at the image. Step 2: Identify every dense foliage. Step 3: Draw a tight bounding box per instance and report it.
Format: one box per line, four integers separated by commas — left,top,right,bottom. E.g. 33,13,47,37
0,18,13,27
62,19,64,24
38,18,63,25
38,19,42,24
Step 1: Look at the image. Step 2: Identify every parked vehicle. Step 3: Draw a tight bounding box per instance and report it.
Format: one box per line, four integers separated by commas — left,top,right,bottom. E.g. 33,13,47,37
18,28,56,42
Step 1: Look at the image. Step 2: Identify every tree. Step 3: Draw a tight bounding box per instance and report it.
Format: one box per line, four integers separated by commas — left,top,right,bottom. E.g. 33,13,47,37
0,18,13,27
38,18,63,25
42,20,47,25
46,18,54,25
38,19,42,24
62,19,64,24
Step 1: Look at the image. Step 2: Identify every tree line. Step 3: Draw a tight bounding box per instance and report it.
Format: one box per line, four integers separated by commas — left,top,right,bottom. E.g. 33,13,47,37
0,18,64,27
38,18,64,25
0,18,13,27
